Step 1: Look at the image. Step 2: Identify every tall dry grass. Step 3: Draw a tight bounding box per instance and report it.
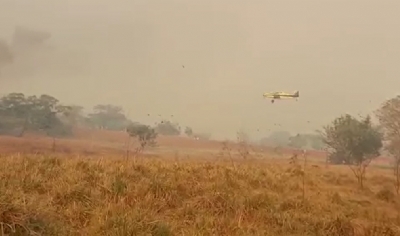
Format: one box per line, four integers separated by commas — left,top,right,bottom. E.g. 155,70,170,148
0,154,399,236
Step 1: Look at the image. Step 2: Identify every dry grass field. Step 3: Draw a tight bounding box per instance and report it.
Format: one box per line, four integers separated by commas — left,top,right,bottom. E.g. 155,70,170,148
0,129,399,235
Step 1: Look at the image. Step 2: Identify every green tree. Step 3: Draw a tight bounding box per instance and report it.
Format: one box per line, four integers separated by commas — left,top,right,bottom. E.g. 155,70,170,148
184,126,193,137
0,93,28,117
0,93,72,137
0,93,31,135
320,114,383,188
126,123,157,160
59,105,85,126
288,134,308,149
375,95,400,194
307,134,325,150
155,120,181,136
88,104,131,130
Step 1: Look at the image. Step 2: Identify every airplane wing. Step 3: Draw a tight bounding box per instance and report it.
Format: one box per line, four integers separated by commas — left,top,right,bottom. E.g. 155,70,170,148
263,92,278,98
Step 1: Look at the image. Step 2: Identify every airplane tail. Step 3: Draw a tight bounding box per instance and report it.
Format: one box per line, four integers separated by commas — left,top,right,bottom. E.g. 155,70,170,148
294,91,299,97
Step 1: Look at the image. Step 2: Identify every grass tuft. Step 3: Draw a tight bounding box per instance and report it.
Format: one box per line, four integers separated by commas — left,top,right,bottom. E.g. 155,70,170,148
0,155,399,235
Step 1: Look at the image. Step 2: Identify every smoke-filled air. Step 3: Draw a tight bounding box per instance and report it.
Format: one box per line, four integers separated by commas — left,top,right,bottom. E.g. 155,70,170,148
1,0,398,139
1,1,400,235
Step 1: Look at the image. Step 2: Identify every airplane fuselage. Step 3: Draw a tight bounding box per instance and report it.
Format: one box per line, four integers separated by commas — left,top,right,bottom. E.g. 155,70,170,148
265,94,297,99
263,91,299,103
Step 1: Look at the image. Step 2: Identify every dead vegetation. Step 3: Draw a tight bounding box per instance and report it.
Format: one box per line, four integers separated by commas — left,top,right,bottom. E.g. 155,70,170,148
0,154,399,236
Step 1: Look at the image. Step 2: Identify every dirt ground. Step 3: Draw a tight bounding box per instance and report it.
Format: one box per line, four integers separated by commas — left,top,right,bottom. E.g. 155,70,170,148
0,128,398,235
0,127,391,167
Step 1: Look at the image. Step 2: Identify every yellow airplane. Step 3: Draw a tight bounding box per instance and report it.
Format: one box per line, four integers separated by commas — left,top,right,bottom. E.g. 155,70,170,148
263,90,299,103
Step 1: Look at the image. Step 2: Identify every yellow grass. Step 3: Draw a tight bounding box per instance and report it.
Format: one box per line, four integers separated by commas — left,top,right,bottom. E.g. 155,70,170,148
0,154,399,236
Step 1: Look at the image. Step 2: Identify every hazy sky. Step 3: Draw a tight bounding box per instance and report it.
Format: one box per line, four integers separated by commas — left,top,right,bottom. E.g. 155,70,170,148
1,0,400,139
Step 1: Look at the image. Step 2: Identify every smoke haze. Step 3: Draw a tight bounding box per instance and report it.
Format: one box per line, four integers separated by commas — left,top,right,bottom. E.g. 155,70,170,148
1,0,399,139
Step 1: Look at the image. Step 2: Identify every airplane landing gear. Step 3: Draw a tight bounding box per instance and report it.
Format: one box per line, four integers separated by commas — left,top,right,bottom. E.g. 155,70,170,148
271,99,275,104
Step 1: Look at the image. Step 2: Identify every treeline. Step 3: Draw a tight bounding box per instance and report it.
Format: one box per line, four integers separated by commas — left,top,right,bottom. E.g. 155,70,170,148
258,95,400,190
0,92,198,138
260,131,324,150
260,95,400,169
